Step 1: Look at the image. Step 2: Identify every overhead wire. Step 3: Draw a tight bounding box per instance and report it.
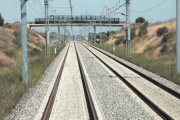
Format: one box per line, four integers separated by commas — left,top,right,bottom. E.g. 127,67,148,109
27,2,44,14
131,0,166,13
38,0,45,13
69,0,73,38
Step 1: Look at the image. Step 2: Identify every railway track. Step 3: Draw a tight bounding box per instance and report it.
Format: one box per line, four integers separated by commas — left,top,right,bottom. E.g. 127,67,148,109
80,41,180,120
42,41,97,120
37,40,180,120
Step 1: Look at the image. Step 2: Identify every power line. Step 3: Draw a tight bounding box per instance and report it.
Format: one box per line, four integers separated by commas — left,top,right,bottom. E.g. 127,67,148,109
27,2,44,14
38,0,44,12
69,0,73,36
131,0,166,13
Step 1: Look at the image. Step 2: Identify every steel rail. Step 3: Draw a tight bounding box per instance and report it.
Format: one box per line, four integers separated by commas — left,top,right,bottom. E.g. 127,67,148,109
80,41,174,120
83,42,180,100
42,42,71,120
74,42,97,120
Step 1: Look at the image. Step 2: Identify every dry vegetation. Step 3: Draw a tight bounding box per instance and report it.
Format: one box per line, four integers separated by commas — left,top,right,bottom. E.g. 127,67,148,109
111,21,176,58
0,23,66,119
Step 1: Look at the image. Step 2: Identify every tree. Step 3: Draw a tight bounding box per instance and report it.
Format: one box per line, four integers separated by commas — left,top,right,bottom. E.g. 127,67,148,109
0,13,4,27
135,17,145,23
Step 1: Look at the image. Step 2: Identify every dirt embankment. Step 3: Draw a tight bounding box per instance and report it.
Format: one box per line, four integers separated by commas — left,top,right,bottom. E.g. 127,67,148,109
110,21,176,58
0,23,45,68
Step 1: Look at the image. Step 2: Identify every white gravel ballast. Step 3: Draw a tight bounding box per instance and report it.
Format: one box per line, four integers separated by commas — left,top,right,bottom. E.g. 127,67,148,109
75,42,161,120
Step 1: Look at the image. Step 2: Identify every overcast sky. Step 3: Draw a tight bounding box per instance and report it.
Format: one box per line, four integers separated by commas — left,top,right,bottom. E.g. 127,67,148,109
0,0,176,35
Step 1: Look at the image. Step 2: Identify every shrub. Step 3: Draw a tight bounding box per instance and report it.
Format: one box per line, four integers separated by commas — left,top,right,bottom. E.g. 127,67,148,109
3,50,16,58
144,45,153,53
35,43,41,47
156,27,168,37
115,36,125,45
138,24,148,37
162,33,173,43
135,17,145,23
13,37,21,47
160,44,169,54
13,30,21,39
131,28,136,40
29,48,41,56
3,22,12,28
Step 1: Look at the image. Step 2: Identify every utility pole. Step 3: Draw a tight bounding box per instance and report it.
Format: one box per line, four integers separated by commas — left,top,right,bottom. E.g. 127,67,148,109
177,0,180,74
126,0,131,57
64,29,65,44
109,16,112,50
21,0,28,84
58,26,61,47
100,20,102,46
94,25,96,44
45,0,50,58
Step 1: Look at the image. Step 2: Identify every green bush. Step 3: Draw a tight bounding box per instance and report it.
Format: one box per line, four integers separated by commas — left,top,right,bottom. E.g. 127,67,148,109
131,28,136,40
29,48,41,56
162,33,173,43
35,43,41,47
138,24,148,37
3,50,16,58
13,30,22,47
160,44,169,54
3,22,12,28
156,27,168,37
13,37,21,47
13,30,21,39
115,36,125,45
144,45,153,53
135,17,145,23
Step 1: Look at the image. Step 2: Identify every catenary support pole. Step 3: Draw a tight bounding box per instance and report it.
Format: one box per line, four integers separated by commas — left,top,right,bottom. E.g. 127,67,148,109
94,25,96,44
58,26,61,47
177,0,180,74
64,29,65,44
100,21,102,46
126,0,131,57
21,0,28,84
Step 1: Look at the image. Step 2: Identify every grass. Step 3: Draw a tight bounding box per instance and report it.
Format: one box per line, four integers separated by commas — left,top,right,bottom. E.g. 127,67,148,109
0,43,66,120
90,43,180,85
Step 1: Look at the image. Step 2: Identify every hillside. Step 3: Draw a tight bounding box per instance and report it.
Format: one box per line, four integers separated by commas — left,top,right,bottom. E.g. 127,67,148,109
0,23,45,72
110,20,176,60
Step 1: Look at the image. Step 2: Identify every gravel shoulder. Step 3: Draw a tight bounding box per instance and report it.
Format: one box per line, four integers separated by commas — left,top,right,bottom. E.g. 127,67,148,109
5,43,69,120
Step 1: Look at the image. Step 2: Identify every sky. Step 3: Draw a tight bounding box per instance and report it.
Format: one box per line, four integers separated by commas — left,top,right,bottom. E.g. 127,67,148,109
0,0,176,36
